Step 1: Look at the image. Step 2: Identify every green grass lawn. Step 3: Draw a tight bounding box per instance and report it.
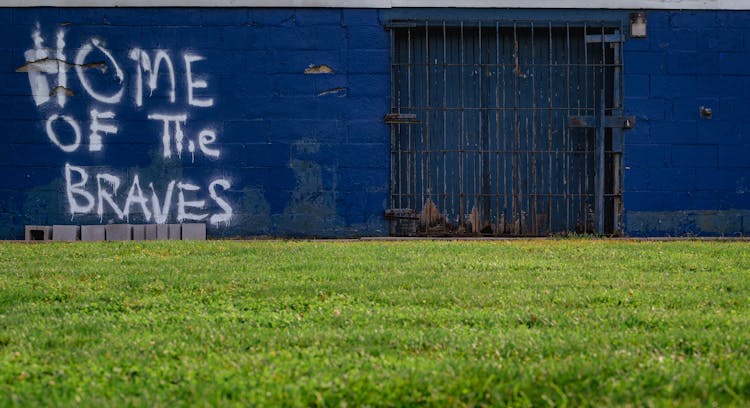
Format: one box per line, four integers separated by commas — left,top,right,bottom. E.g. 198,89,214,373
0,240,749,407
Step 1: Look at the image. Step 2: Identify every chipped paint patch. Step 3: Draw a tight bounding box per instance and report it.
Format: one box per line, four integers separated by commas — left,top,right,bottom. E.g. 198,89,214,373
51,85,74,96
15,57,106,73
317,87,347,97
304,64,333,74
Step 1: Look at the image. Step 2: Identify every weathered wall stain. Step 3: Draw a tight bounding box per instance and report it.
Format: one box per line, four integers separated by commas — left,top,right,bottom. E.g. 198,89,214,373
274,138,346,235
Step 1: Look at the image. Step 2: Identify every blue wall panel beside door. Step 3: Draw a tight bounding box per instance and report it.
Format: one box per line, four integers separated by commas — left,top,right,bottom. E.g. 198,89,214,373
623,11,750,236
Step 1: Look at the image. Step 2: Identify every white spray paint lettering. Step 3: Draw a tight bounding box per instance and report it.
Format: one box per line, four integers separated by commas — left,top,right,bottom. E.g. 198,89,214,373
75,38,124,105
65,163,95,214
129,48,177,107
89,109,118,152
184,54,214,108
46,114,81,153
63,165,231,224
27,26,233,226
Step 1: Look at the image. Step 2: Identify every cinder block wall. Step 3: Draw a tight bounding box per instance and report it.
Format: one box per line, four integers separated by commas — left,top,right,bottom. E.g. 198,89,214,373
1,8,749,238
623,11,750,236
0,8,390,238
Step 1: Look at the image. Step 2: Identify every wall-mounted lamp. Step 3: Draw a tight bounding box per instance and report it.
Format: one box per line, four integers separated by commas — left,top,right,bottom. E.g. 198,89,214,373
630,12,647,38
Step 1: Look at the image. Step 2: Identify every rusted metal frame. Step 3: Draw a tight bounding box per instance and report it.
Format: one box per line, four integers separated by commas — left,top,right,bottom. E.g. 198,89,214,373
388,20,624,236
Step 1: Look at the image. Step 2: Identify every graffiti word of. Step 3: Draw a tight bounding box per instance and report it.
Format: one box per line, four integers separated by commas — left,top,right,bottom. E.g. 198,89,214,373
45,109,117,153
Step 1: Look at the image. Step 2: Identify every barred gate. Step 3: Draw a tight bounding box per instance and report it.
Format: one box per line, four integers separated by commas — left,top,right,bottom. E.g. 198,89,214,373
386,20,633,236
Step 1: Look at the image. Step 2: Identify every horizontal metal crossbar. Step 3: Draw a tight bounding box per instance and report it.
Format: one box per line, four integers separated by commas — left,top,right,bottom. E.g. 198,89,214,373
568,115,635,129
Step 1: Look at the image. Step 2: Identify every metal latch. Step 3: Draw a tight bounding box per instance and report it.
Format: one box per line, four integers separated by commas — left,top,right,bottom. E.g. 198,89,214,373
568,116,636,129
384,113,420,124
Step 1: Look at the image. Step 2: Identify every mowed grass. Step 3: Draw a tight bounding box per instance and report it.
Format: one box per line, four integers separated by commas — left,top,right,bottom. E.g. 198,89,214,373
0,240,749,407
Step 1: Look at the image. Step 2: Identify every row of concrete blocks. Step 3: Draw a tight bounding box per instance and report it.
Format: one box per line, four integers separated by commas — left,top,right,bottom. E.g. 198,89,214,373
24,224,207,242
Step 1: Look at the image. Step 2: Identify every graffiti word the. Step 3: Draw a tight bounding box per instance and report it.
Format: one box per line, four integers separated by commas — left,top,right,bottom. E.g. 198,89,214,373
148,113,220,160
65,163,232,226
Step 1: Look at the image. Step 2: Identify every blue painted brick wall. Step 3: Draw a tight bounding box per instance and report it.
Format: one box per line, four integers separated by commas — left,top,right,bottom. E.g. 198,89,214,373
0,8,390,239
1,7,749,238
624,10,750,236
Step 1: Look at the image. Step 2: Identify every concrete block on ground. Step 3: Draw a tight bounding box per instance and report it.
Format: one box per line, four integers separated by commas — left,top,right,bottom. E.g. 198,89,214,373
181,223,206,240
156,224,169,240
105,224,132,241
132,225,146,241
168,224,182,240
25,225,51,241
81,225,106,242
52,225,80,241
145,224,157,240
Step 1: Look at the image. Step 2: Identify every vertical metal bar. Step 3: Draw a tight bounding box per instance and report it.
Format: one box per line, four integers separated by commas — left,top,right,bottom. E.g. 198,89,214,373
531,23,537,235
513,22,521,234
390,28,400,210
613,22,625,235
612,29,622,235
443,21,448,229
597,24,605,235
407,28,413,211
425,22,431,217
582,22,588,232
565,23,571,232
495,21,502,234
501,22,508,233
596,90,605,235
459,21,465,228
547,22,553,234
478,21,484,233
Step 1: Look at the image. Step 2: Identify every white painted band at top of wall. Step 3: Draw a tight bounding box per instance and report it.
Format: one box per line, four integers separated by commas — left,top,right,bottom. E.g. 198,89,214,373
3,0,750,9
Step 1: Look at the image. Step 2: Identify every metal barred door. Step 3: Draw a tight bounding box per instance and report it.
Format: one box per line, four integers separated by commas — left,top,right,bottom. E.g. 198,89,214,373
386,21,633,236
